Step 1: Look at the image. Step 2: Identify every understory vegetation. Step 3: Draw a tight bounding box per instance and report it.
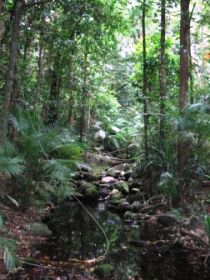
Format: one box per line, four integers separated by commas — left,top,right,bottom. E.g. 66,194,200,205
0,0,210,277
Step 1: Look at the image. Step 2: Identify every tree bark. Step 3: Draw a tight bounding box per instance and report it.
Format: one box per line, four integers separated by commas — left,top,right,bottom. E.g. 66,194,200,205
34,33,44,108
68,58,75,127
179,0,190,111
142,0,149,160
80,50,88,142
0,0,23,147
10,65,20,109
178,0,190,208
0,0,5,45
159,0,167,153
46,66,61,126
188,3,195,104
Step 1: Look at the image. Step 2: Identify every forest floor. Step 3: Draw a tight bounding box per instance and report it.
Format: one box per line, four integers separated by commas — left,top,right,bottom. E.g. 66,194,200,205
0,203,98,279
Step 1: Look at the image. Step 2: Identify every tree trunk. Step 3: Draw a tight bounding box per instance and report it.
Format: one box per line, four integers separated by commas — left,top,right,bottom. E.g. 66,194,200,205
179,0,190,111
159,0,167,154
10,65,20,109
0,0,5,45
68,59,75,127
142,0,149,160
0,0,22,147
178,0,190,208
46,68,60,126
80,50,88,142
189,4,195,104
34,34,44,108
188,34,193,104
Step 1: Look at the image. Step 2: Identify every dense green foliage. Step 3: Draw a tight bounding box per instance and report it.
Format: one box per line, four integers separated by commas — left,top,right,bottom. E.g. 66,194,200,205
0,0,209,224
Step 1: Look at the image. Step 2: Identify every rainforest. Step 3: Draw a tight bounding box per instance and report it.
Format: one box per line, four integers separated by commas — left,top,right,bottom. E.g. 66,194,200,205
0,0,210,279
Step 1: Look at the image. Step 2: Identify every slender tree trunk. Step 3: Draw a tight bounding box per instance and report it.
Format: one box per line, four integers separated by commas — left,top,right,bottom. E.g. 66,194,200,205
159,0,167,153
0,0,5,46
142,0,149,160
188,34,193,104
34,34,44,108
80,50,88,142
10,65,20,109
23,18,33,63
84,92,91,139
0,0,22,147
188,4,195,104
179,0,190,111
68,59,75,127
46,68,60,126
178,0,190,208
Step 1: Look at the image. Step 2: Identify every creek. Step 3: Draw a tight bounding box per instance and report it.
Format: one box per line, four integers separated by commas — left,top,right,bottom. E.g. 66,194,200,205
40,201,210,280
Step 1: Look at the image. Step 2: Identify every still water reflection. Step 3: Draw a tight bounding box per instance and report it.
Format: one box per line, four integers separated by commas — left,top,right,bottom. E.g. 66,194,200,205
41,202,210,280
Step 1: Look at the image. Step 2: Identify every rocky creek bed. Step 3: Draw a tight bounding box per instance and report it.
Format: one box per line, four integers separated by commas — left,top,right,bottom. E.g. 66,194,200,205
4,161,210,279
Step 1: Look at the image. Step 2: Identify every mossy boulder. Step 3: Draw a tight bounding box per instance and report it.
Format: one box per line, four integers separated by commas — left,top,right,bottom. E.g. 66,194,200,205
131,201,143,212
106,168,121,178
82,172,99,182
76,163,92,172
80,181,99,200
110,190,123,206
24,222,52,237
124,210,136,220
113,180,129,194
94,264,114,278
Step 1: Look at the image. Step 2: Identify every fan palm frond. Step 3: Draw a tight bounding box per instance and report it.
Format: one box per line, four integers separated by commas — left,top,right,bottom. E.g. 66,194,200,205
0,142,17,157
43,159,71,182
0,157,25,177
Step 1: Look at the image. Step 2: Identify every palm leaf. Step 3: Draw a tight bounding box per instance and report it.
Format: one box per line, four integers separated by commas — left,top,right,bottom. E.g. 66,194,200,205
0,157,25,177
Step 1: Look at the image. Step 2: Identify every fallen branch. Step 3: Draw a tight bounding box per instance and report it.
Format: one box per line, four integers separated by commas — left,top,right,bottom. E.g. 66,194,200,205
130,239,170,248
68,256,105,265
140,203,167,214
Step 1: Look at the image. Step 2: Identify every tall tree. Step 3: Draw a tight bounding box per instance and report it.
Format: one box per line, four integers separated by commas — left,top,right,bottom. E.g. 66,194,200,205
142,0,149,160
0,0,23,147
80,47,89,142
188,3,196,104
0,0,5,45
159,0,167,153
178,0,191,207
0,0,50,146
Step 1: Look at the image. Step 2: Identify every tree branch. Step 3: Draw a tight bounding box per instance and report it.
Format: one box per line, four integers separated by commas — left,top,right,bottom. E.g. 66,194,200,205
189,3,196,23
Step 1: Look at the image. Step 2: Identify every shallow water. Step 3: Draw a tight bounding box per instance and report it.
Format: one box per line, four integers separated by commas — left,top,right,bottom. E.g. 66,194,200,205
41,202,210,280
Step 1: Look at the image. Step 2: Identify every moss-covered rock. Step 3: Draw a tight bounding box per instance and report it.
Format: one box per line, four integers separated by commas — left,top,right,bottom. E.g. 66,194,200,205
24,222,52,237
82,172,99,182
113,180,129,194
106,168,121,178
124,210,136,220
131,201,143,212
94,264,114,278
76,163,92,172
80,181,99,200
110,190,123,206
